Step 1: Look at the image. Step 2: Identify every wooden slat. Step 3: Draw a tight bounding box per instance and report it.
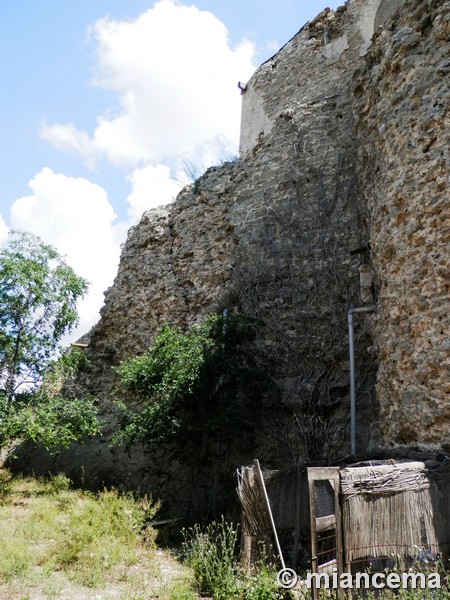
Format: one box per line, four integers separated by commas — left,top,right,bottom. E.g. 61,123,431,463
316,514,336,532
318,558,337,574
308,467,341,480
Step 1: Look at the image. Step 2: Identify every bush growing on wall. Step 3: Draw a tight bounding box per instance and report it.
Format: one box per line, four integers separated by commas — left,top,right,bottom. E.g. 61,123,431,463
114,313,272,450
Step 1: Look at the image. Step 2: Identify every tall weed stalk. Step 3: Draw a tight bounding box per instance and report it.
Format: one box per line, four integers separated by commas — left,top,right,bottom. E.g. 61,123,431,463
182,518,288,600
182,517,239,599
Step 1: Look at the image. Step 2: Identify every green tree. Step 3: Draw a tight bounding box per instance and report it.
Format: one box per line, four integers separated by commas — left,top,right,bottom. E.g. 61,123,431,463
0,231,87,405
114,313,272,449
0,230,101,451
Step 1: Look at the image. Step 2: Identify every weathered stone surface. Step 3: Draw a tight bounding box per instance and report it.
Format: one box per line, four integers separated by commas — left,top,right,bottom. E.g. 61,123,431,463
13,0,450,513
354,0,450,449
70,0,397,474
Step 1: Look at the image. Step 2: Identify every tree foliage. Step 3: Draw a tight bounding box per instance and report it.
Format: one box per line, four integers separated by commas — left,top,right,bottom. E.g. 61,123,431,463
0,231,101,451
114,314,272,449
0,230,88,405
0,349,102,452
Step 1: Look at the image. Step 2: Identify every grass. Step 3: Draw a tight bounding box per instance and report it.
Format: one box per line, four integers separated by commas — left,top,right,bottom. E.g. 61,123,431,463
4,472,445,600
0,472,288,599
0,470,199,599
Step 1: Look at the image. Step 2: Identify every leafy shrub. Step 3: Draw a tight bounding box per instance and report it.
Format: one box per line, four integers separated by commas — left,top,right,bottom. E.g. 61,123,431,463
10,393,101,453
0,348,102,452
114,313,272,449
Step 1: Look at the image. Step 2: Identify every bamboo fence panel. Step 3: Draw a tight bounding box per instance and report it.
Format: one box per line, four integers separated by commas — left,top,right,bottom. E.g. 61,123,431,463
341,462,445,562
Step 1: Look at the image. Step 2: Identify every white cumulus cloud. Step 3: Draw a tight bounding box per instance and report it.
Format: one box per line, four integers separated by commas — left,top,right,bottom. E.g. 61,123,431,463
10,168,123,341
126,164,180,222
24,1,256,341
41,0,256,170
40,123,98,170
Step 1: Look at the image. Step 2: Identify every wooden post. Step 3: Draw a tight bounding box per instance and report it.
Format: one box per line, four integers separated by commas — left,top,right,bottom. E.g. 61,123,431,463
239,466,258,575
308,467,343,600
293,465,303,570
241,534,254,576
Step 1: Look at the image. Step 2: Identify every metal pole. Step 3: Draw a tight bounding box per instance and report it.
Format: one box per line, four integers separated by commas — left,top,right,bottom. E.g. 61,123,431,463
254,459,286,570
348,309,356,456
347,306,377,457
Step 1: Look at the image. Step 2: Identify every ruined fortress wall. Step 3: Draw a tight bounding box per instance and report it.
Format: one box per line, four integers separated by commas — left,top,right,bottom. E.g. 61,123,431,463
14,0,449,502
79,0,388,467
226,0,389,459
354,0,450,448
83,0,449,460
239,0,401,155
81,169,241,400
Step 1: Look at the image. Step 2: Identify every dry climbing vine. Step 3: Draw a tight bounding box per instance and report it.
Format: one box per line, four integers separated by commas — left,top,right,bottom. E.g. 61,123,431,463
228,127,377,464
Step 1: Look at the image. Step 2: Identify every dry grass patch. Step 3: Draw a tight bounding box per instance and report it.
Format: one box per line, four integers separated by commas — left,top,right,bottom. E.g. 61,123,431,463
0,470,197,599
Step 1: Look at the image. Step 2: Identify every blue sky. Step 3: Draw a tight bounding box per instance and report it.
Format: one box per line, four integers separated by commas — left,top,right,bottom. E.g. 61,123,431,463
0,0,342,340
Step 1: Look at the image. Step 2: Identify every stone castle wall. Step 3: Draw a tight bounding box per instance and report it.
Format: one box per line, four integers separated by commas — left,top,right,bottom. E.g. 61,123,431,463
15,0,450,510
354,0,450,448
238,0,401,155
80,0,392,466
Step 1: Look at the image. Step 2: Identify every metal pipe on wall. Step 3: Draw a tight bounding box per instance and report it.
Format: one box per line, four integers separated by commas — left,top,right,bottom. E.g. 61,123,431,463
348,305,377,456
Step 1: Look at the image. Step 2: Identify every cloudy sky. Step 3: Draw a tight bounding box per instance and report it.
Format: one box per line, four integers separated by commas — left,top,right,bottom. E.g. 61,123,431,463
0,0,341,343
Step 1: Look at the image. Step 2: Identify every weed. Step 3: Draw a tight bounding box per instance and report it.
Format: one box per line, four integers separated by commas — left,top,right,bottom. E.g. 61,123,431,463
152,575,198,600
47,472,72,494
240,560,287,600
182,517,239,599
192,178,201,195
0,543,33,583
182,518,290,600
168,583,197,600
0,469,12,503
219,154,239,166
48,488,159,586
